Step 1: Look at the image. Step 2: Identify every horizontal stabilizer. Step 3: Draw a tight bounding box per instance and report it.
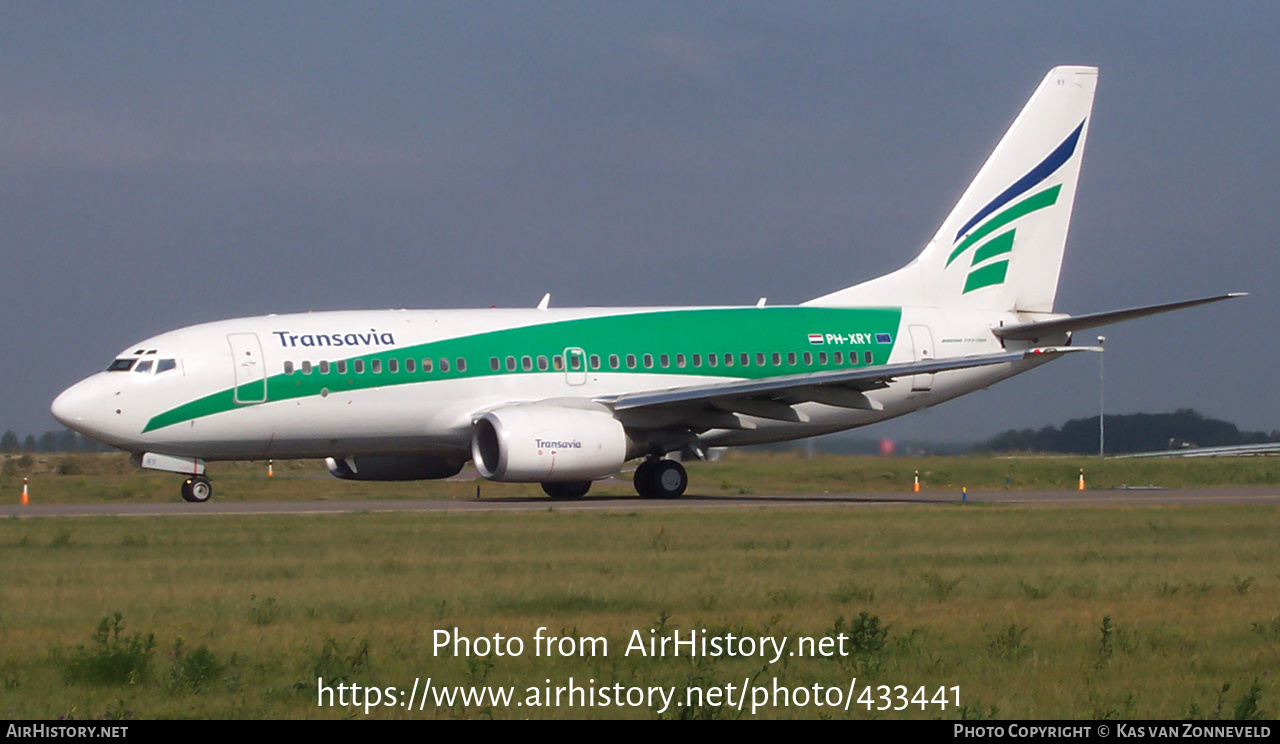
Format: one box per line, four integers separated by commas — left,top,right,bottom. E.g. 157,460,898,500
993,293,1246,341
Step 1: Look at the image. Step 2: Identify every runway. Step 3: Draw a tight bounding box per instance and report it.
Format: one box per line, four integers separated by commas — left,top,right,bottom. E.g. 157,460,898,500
3,486,1279,519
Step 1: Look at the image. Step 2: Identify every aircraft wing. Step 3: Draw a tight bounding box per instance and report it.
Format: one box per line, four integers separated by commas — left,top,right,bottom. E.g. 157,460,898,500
596,347,1092,428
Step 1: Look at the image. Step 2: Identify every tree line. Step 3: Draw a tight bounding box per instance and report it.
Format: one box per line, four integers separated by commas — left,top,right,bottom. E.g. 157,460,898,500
1,429,115,454
979,408,1280,455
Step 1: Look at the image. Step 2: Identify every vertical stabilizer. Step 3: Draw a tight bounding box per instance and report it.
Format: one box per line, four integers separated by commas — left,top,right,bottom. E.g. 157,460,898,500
806,66,1097,312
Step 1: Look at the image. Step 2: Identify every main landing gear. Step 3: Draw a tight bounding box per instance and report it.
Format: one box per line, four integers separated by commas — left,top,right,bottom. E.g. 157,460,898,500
538,458,690,500
633,458,688,499
181,476,213,503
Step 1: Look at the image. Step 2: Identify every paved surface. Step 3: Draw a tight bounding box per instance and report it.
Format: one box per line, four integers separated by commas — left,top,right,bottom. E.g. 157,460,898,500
3,486,1279,519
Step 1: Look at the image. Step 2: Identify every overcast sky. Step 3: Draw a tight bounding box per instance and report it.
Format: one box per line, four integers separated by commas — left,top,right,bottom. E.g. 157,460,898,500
2,2,1275,442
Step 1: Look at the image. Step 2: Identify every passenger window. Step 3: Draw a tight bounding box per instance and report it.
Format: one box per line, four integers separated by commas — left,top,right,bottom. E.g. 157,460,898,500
539,356,549,371
422,358,432,373
643,354,653,369
135,360,153,373
406,359,416,373
387,359,398,373
337,360,347,374
708,354,718,368
302,361,313,375
723,353,733,367
588,354,599,370
491,357,500,371
756,353,765,367
456,358,466,372
554,355,565,371
354,360,365,374
440,358,450,373
319,361,330,374
834,351,843,365
676,353,686,368
284,361,294,375
570,355,581,371
864,350,873,365
818,352,827,365
692,354,702,367
626,354,636,369
609,354,620,369
371,359,382,374
740,353,750,367
787,352,797,365
522,356,533,371
803,352,813,365
506,356,517,371
659,354,669,368
772,352,781,366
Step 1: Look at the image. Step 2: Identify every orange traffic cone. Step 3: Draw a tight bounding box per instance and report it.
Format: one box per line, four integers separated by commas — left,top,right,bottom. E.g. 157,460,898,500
268,460,274,478
21,477,29,506
913,470,920,493
1078,468,1085,491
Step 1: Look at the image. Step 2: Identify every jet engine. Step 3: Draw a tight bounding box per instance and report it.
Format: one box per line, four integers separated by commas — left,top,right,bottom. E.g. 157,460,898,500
471,404,630,482
325,454,465,481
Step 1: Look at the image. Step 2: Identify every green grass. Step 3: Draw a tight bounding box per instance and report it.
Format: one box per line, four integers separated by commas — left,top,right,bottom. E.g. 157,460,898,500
4,451,1280,505
1,503,1278,718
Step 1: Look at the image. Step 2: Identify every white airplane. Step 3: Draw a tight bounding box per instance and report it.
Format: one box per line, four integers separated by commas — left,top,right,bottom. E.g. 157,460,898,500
51,66,1243,503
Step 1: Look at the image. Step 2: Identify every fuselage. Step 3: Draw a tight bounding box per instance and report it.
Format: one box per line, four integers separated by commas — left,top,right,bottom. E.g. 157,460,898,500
51,303,1049,462
43,67,1239,503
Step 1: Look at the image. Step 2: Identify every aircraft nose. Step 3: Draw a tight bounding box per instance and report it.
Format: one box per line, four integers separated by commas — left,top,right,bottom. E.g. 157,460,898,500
51,377,104,433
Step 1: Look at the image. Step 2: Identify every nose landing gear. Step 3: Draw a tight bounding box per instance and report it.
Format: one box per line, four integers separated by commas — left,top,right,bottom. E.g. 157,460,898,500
135,453,213,504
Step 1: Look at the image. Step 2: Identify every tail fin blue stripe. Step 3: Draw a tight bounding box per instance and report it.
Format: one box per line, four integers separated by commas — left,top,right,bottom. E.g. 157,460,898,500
953,120,1085,243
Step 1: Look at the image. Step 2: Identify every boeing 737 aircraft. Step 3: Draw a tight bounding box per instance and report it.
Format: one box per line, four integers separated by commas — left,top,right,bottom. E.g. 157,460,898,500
51,66,1242,502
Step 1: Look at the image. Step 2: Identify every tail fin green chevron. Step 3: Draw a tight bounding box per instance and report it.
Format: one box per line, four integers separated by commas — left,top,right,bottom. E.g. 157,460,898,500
807,66,1098,312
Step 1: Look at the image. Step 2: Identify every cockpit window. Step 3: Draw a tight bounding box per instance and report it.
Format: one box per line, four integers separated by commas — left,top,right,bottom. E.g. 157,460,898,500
134,360,154,373
156,359,177,374
107,359,136,372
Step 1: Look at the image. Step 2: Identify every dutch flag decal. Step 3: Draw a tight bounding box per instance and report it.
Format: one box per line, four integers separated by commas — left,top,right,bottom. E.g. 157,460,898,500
808,333,825,345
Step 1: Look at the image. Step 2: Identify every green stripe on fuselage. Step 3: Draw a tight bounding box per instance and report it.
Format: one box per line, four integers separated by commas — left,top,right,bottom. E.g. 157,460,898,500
143,306,903,432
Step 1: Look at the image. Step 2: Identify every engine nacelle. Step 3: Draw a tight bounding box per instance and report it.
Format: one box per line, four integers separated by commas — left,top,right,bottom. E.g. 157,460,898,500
325,455,464,481
471,404,629,482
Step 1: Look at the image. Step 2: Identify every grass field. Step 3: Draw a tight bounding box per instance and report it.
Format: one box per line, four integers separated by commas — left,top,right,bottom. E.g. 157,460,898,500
4,450,1280,504
1,453,1278,719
